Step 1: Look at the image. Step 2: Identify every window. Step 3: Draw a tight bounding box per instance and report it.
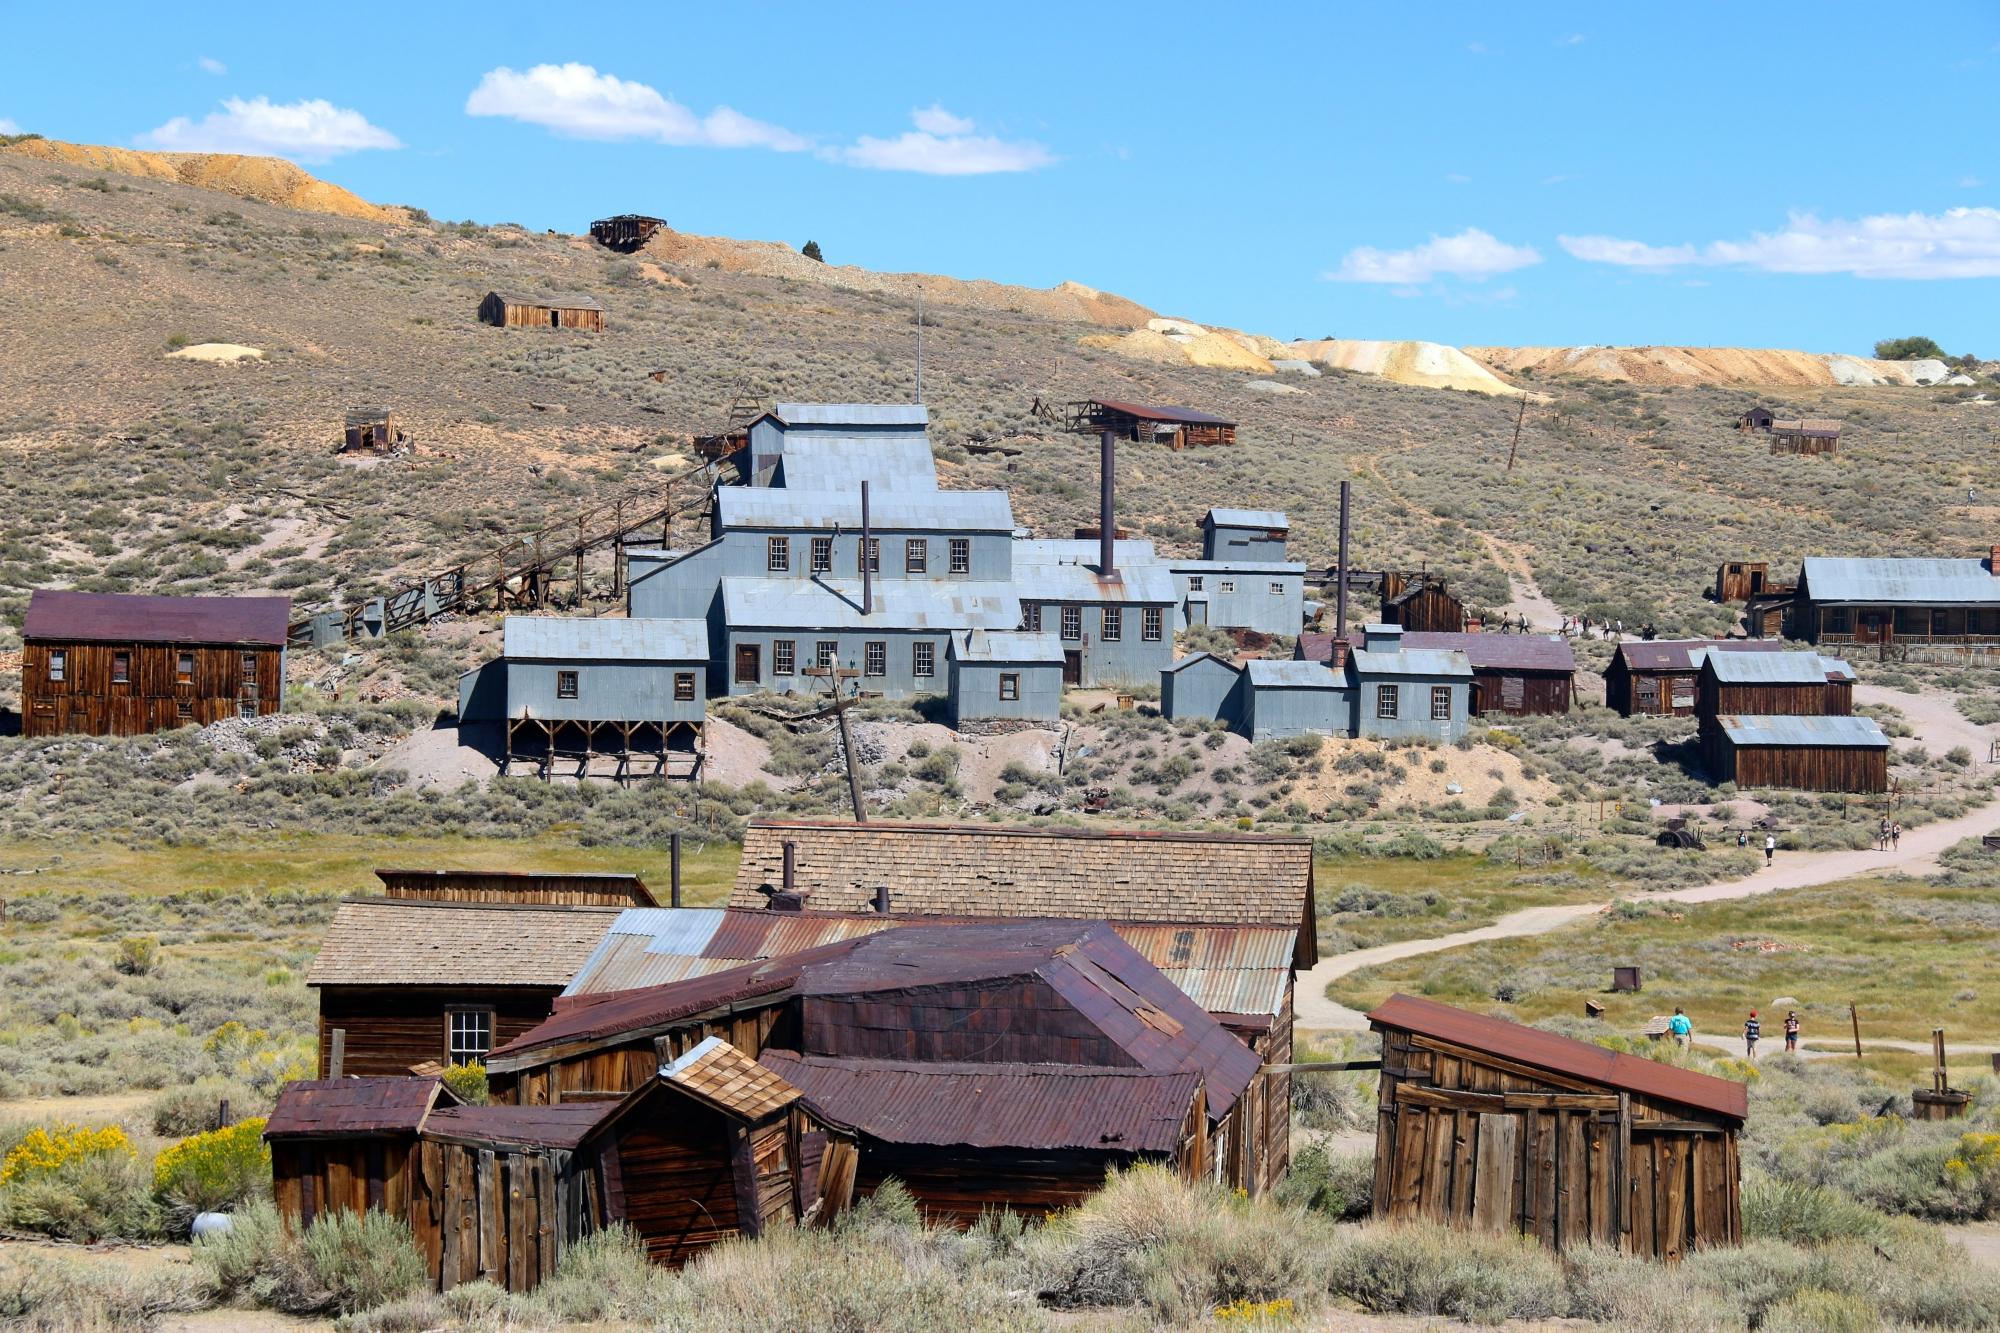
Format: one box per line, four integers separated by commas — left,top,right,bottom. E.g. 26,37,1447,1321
999,673,1020,701
773,640,796,676
949,538,970,574
913,641,936,678
1143,608,1163,641
1376,684,1399,719
1061,605,1083,640
864,641,886,677
905,538,927,573
47,650,65,682
176,653,194,685
240,651,257,682
1187,575,1204,592
1102,606,1123,641
177,700,194,722
556,670,579,699
1023,603,1042,632
674,672,696,702
767,536,790,572
238,695,258,719
1219,580,1236,594
857,538,880,574
1270,582,1284,597
112,653,131,684
811,537,833,573
816,641,838,670
446,1008,493,1066
1431,685,1452,721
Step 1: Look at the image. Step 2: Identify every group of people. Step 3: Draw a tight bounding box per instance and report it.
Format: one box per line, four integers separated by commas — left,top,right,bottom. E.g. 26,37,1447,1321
1878,818,1904,851
1668,1006,1801,1058
1555,614,1656,642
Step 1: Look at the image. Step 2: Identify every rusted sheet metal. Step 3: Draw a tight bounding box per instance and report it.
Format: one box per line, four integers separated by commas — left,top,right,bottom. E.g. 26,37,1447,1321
1615,639,1785,673
1367,994,1748,1121
764,1053,1200,1153
266,1077,449,1138
1156,966,1290,1022
703,911,897,964
1111,924,1298,972
565,936,744,994
422,1102,611,1149
1087,398,1236,427
25,590,292,646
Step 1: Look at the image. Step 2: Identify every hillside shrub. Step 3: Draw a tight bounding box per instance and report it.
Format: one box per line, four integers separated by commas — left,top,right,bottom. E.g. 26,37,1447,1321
0,1250,208,1328
152,1117,272,1223
196,1199,425,1315
1324,1220,1568,1322
0,1125,157,1241
149,1079,261,1137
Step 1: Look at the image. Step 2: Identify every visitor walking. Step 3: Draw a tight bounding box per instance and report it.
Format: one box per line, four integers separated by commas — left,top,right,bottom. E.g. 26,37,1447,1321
1892,820,1902,849
1743,1010,1761,1058
1764,831,1776,866
1669,1007,1692,1052
1880,818,1892,851
1784,1011,1800,1053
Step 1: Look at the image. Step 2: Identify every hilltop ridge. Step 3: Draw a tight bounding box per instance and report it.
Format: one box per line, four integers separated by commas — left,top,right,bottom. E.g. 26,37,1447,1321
0,137,411,224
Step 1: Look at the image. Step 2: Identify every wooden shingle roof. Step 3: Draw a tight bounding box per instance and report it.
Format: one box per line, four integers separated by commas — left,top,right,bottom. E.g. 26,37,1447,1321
727,820,1316,965
661,1035,801,1122
306,899,624,988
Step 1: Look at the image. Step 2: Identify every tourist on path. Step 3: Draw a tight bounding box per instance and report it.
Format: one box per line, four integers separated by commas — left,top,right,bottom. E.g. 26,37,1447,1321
1743,1011,1761,1058
1764,832,1776,866
1784,1011,1800,1053
1669,1007,1692,1053
1892,821,1902,849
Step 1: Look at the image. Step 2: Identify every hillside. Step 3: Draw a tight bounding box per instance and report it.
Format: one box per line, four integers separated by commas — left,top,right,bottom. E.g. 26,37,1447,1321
1468,344,1957,389
0,137,410,224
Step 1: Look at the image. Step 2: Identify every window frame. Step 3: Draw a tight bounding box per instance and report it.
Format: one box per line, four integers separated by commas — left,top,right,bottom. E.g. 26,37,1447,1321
1219,580,1236,594
810,536,833,574
949,537,971,574
905,538,927,574
1187,575,1204,592
1060,605,1083,641
864,641,886,677
912,640,936,678
240,651,258,683
47,649,66,683
815,640,838,670
773,640,796,677
999,672,1020,701
1143,608,1163,641
1270,581,1284,597
674,671,696,702
556,669,580,700
857,538,880,574
767,536,791,573
1101,606,1123,641
1430,685,1453,721
112,652,131,684
1376,683,1399,719
1023,603,1042,632
176,652,195,685
445,1006,495,1067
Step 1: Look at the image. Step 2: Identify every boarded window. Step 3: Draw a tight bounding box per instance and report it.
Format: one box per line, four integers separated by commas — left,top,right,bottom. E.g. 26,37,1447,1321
238,695,258,719
447,1008,493,1065
47,650,65,683
768,537,790,572
556,670,580,700
1377,684,1399,719
774,640,796,676
177,653,194,685
905,538,927,573
674,672,696,702
1102,606,1123,641
949,538,970,574
811,537,833,573
865,641,886,677
816,641,838,669
999,672,1020,701
913,641,936,678
240,651,257,683
1671,684,1696,709
1501,675,1526,710
1023,603,1042,632
1061,606,1082,640
1143,608,1163,641
1431,685,1452,720
112,653,131,684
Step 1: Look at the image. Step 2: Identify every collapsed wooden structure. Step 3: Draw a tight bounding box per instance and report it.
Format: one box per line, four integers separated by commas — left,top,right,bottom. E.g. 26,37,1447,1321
588,215,665,253
1769,418,1840,455
340,406,402,455
1062,398,1237,447
1367,995,1747,1260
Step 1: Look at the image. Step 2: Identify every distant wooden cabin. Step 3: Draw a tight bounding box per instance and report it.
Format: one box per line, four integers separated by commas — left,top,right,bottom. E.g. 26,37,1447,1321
1378,574,1467,634
21,590,289,738
340,406,400,455
374,868,657,909
1367,994,1747,1261
1793,554,2000,647
1714,561,1773,604
1694,649,1852,722
1603,639,1784,716
1770,418,1840,455
1737,407,1775,432
1063,398,1237,448
1701,715,1889,792
1296,630,1575,716
588,215,664,253
479,291,605,332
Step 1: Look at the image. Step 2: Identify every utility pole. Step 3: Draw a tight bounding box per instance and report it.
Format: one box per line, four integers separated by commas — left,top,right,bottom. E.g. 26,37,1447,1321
804,665,867,823
915,284,924,405
1506,394,1527,473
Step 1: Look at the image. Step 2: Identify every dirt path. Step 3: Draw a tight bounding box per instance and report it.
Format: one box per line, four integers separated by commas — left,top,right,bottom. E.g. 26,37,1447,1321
1479,534,1563,631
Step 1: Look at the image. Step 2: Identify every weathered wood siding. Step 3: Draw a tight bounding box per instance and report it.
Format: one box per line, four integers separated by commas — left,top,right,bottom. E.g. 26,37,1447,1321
22,640,282,737
1607,667,1699,717
1702,735,1888,794
499,1004,792,1106
317,987,562,1078
612,1103,746,1266
271,1137,419,1230
1698,678,1831,719
478,293,604,332
1381,585,1466,634
1472,670,1571,716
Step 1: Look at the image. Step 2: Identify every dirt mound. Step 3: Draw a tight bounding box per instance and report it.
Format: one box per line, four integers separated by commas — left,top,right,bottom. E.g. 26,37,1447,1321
1290,338,1531,398
637,226,1151,327
1080,318,1276,372
1467,344,1952,389
166,342,263,363
2,138,407,224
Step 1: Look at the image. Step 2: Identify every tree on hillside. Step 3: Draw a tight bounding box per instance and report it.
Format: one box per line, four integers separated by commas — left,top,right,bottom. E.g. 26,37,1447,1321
1875,335,1946,361
802,240,824,263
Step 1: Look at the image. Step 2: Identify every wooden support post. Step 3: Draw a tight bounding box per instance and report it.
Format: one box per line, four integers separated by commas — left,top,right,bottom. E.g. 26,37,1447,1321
1850,1002,1863,1059
328,1028,346,1079
1506,394,1527,473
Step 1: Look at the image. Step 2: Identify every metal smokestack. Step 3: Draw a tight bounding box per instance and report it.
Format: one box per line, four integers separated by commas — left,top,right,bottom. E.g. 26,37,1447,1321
1099,429,1116,575
860,480,873,616
1335,480,1352,666
782,840,796,894
670,831,682,909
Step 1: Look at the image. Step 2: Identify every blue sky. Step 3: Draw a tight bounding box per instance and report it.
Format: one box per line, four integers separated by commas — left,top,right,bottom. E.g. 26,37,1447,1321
5,4,1996,352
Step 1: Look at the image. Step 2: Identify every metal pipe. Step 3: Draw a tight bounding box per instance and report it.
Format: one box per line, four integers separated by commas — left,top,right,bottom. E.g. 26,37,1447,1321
669,831,682,909
1335,480,1352,662
1099,429,1116,575
860,480,873,616
874,885,890,914
782,840,796,895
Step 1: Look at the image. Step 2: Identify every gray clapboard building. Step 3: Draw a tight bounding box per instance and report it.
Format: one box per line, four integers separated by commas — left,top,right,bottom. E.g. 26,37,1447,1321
1170,509,1307,636
948,629,1065,726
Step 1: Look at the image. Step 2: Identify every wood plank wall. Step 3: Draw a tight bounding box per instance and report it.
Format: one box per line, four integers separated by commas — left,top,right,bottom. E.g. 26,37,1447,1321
318,988,561,1078
22,641,282,737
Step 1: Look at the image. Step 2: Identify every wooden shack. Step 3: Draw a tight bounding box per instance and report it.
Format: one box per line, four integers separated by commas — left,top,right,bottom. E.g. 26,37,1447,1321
1737,407,1775,432
1694,649,1850,721
1701,714,1889,793
1379,574,1467,634
1367,994,1747,1261
1714,561,1773,603
1301,630,1574,716
588,215,664,253
340,407,400,455
1792,554,2000,647
374,868,657,908
21,590,290,738
1063,398,1237,447
479,291,605,332
1603,640,1784,717
1770,418,1840,455
307,898,624,1077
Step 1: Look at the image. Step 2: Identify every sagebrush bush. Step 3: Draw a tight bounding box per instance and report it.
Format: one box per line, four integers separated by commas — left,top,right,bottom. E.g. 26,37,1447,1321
1273,1142,1372,1219
0,1250,207,1330
195,1199,424,1315
1743,1175,1885,1244
1323,1220,1569,1323
152,1116,271,1224
149,1079,262,1137
0,1143,159,1243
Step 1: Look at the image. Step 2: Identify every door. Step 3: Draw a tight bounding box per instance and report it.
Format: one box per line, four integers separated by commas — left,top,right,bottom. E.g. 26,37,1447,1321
1188,600,1207,626
1634,678,1660,713
734,644,761,686
1062,651,1083,686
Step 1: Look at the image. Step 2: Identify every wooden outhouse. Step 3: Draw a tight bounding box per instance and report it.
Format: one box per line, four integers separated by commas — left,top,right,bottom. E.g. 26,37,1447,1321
21,590,290,738
479,291,605,332
1367,994,1747,1261
341,407,400,454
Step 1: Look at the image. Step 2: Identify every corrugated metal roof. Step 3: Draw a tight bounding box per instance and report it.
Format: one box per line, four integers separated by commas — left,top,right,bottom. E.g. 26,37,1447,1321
1088,398,1236,427
265,1077,449,1139
1205,508,1288,529
1368,994,1748,1122
1715,714,1890,748
717,488,1013,532
762,1054,1200,1153
1168,559,1307,574
24,590,291,646
1702,650,1835,684
1246,659,1339,688
1012,559,1177,605
422,1102,610,1148
503,615,708,661
1613,639,1785,673
307,899,624,988
772,437,939,492
951,628,1065,663
773,403,929,427
1163,651,1238,675
1010,538,1159,566
1820,657,1857,682
1802,557,2000,606
662,1036,802,1122
1351,647,1473,678
564,938,745,992
720,577,1019,631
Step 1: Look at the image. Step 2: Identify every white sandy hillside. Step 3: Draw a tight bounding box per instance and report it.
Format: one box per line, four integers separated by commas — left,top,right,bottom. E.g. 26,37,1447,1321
1467,345,1955,389
1288,339,1531,398
1079,317,1534,398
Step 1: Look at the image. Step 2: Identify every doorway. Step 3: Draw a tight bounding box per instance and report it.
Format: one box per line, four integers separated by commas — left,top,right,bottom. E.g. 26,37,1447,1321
550,309,561,328
1062,651,1083,686
734,644,761,686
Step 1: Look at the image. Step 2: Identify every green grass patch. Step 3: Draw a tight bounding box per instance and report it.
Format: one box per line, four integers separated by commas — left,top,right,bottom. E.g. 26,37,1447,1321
1314,852,1614,952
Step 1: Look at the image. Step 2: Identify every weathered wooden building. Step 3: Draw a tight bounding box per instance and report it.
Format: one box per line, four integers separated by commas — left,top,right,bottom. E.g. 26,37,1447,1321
1770,418,1840,455
1379,574,1467,633
340,406,401,454
1792,554,2000,646
1736,407,1775,432
374,868,657,908
588,215,664,252
1602,640,1785,716
478,291,605,332
1694,649,1853,721
307,897,624,1077
20,590,290,738
1713,561,1775,604
1299,630,1575,716
1367,994,1747,1261
1062,397,1238,447
1701,714,1890,793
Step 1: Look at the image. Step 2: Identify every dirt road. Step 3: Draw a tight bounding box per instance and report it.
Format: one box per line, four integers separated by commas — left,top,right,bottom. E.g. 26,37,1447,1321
1479,534,1564,631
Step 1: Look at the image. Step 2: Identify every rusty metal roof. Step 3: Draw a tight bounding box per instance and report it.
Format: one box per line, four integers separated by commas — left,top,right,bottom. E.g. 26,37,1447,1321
1612,639,1785,673
763,1053,1200,1153
1367,994,1748,1122
421,1102,611,1149
24,590,291,646
1084,398,1236,427
662,1035,801,1122
265,1077,452,1139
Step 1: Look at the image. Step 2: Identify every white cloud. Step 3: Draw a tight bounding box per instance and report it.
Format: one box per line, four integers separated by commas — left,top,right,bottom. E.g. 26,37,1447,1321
465,63,808,151
831,106,1053,176
1562,207,2000,279
139,96,400,161
1962,175,1984,189
1445,172,1471,184
1541,174,1572,186
197,56,226,75
1328,227,1542,284
0,117,19,136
